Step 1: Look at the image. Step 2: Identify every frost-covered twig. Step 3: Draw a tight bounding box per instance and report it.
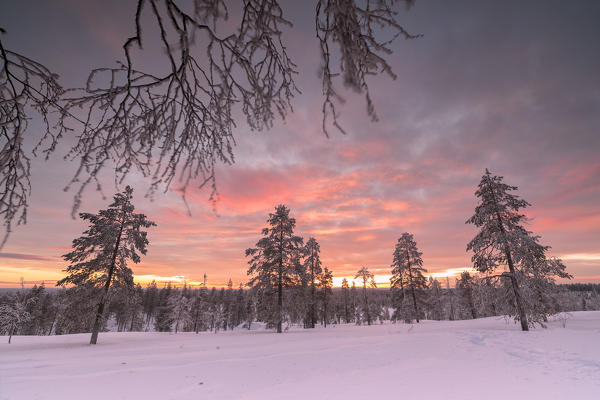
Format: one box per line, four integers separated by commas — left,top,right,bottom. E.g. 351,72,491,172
59,0,298,216
316,0,421,136
0,29,65,249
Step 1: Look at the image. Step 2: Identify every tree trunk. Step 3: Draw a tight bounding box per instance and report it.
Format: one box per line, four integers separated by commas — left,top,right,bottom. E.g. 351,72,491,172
506,252,529,331
47,309,58,335
490,184,529,332
129,312,135,332
407,257,419,323
310,266,316,328
90,297,107,345
469,295,477,319
363,282,371,325
194,300,200,334
344,296,349,324
276,227,283,333
277,270,283,333
323,297,328,328
90,214,125,344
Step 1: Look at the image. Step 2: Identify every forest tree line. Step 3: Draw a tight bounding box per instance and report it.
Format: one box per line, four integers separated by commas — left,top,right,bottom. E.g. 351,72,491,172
1,280,599,340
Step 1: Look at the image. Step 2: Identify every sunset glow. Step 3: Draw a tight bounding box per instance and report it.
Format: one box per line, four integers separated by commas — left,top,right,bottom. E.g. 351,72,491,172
0,0,598,289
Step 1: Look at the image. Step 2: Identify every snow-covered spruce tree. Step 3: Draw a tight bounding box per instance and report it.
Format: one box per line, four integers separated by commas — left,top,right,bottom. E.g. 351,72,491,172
466,169,571,330
57,186,155,344
390,233,427,323
304,237,323,328
355,267,376,325
0,294,33,343
246,205,303,333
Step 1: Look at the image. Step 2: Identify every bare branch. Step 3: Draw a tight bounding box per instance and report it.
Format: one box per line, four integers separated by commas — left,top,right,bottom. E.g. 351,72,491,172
58,0,298,215
0,32,65,248
316,0,421,136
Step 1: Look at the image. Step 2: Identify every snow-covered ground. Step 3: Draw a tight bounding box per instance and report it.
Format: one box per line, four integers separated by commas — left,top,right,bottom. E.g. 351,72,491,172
2,312,599,400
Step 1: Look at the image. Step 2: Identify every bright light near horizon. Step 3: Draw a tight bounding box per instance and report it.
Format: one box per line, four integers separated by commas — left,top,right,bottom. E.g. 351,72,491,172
561,253,600,261
134,274,204,287
428,267,478,279
331,267,478,288
136,267,480,289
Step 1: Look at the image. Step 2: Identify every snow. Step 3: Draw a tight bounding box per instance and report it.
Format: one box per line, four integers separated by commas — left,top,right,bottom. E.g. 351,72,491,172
2,312,600,400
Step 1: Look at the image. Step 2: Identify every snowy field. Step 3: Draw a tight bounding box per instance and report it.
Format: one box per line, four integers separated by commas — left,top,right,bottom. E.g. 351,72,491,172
1,312,599,400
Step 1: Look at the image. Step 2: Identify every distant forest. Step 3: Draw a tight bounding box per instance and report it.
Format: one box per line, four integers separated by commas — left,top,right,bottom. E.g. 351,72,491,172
1,281,598,338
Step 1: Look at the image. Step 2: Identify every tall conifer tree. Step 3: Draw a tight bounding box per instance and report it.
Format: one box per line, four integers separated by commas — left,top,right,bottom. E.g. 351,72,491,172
355,267,376,325
246,205,303,333
319,267,333,327
303,237,323,328
57,186,155,344
466,169,571,330
390,233,427,323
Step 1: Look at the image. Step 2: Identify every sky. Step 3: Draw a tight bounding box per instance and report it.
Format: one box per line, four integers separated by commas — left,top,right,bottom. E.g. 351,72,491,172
0,0,599,288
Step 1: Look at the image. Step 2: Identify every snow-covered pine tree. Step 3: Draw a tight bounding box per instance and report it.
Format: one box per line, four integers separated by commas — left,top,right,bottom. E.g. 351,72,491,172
0,294,33,343
191,274,209,333
303,237,323,328
466,169,571,330
46,288,68,336
319,267,333,327
57,186,155,344
110,284,143,332
232,284,247,329
426,277,444,321
142,280,159,330
456,271,477,319
154,283,175,332
341,278,352,323
54,286,100,334
245,290,256,330
246,205,304,333
293,261,311,328
350,281,359,324
169,290,192,333
390,233,427,323
445,276,456,321
224,279,235,330
355,267,376,325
